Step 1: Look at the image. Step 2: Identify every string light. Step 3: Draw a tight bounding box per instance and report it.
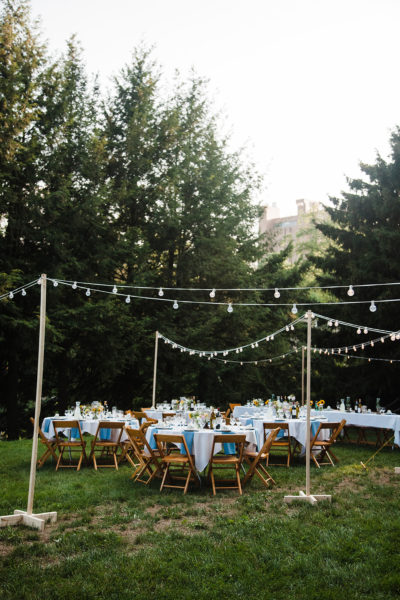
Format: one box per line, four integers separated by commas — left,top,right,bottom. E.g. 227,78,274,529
274,288,280,298
210,288,216,298
125,295,131,304
21,289,26,296
72,282,77,289
347,285,355,296
8,291,13,299
173,300,179,310
357,328,361,334
112,285,117,294
291,304,298,314
86,288,91,297
158,287,164,297
369,301,377,312
227,303,233,313
53,280,58,287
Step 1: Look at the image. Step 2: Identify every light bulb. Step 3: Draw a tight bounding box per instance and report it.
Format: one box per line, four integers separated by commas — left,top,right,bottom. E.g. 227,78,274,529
21,289,26,296
396,334,400,340
347,285,355,297
72,282,77,289
369,300,377,312
328,320,333,327
37,278,41,285
363,328,368,334
8,291,14,299
227,303,233,313
173,300,179,310
236,349,239,354
290,325,294,331
86,288,91,297
371,341,374,347
271,335,274,340
53,280,58,287
335,320,339,327
291,304,298,314
209,288,216,298
112,285,117,294
274,288,280,298
285,326,289,332
357,328,361,334
125,295,131,304
361,344,365,350
158,287,164,297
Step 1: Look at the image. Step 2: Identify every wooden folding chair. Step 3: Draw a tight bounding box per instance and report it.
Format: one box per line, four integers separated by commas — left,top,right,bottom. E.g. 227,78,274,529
89,421,124,470
263,422,292,467
207,434,246,495
30,417,58,468
243,428,280,488
154,433,200,494
124,427,163,484
310,419,346,467
228,403,242,416
132,411,158,423
53,420,87,471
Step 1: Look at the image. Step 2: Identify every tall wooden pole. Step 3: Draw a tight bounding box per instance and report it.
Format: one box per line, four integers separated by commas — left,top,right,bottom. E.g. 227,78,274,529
301,345,305,406
27,274,46,515
151,331,159,409
305,310,312,497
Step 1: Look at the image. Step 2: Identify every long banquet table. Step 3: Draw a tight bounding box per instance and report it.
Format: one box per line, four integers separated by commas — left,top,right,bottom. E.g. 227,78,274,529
145,425,257,473
41,415,139,441
317,409,400,447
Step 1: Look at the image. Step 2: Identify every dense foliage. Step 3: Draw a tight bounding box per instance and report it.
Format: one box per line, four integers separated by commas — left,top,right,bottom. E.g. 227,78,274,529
311,128,400,410
0,1,305,438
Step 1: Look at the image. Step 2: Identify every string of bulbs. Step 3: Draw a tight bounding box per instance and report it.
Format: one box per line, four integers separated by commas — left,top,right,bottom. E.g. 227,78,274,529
2,277,400,315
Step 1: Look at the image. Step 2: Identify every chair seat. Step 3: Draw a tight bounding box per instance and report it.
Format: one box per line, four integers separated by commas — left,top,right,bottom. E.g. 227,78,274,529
212,456,241,464
162,454,191,464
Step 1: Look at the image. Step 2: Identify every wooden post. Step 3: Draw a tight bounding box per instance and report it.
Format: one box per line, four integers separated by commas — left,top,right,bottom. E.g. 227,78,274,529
284,310,331,505
151,331,159,409
305,312,312,496
1,275,57,530
27,274,47,514
301,346,305,406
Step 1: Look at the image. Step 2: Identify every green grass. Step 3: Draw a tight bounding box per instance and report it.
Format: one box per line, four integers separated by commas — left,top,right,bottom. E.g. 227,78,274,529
1,439,400,599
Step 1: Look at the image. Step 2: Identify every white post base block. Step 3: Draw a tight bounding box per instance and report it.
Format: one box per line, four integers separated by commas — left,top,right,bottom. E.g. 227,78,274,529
0,510,57,531
395,467,400,474
284,490,332,505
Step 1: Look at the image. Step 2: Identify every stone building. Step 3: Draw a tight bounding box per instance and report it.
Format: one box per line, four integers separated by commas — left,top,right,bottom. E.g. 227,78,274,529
259,199,325,263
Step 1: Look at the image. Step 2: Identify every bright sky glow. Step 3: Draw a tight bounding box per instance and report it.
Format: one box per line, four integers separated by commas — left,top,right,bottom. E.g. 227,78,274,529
30,0,400,217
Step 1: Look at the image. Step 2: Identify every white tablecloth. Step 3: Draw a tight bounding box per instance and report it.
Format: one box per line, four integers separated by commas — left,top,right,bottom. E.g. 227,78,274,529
41,416,138,442
239,417,329,453
146,426,257,473
317,409,400,447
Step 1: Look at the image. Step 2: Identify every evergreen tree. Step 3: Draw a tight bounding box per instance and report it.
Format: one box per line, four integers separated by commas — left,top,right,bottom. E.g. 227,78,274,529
312,128,400,408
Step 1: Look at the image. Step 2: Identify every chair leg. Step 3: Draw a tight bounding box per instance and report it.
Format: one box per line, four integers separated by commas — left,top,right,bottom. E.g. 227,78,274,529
210,467,216,496
183,469,191,494
160,464,170,491
236,465,242,495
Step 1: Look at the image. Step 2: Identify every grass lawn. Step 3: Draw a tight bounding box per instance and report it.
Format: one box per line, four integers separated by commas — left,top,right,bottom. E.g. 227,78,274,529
1,438,400,600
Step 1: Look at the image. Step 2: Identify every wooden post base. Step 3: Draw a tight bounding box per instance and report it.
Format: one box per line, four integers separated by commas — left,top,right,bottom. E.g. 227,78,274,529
0,510,57,531
395,467,400,474
284,490,332,505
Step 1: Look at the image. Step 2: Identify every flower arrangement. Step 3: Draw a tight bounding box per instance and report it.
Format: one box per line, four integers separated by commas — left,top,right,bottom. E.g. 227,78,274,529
317,399,325,410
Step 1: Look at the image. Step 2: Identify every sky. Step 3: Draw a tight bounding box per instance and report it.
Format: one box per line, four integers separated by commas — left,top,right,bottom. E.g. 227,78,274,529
29,0,400,217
